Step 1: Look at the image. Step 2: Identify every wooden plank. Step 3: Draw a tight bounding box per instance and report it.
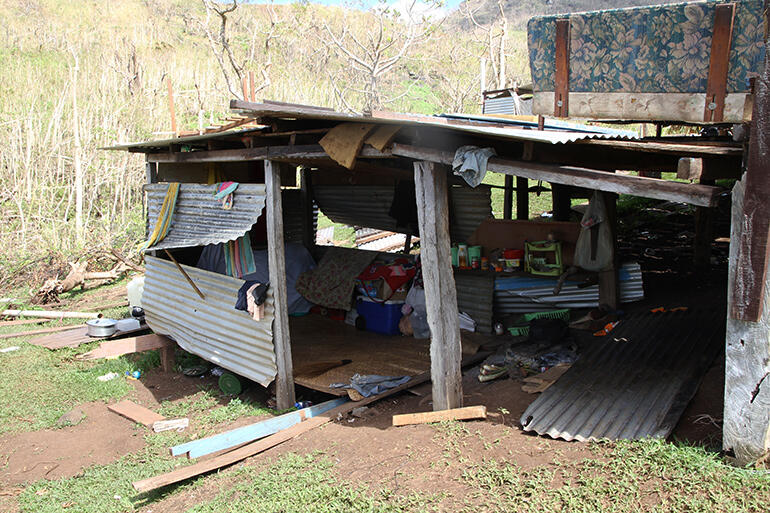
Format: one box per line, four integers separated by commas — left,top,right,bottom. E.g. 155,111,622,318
0,324,82,341
265,160,296,410
0,318,49,327
392,405,487,426
598,191,619,310
516,177,529,220
300,168,315,252
77,334,173,360
553,18,570,117
108,400,165,427
730,23,770,321
392,144,722,208
319,123,377,169
414,161,463,411
28,326,90,349
503,175,513,219
171,397,348,459
532,91,751,124
574,139,742,157
146,144,390,164
704,4,736,122
133,350,490,493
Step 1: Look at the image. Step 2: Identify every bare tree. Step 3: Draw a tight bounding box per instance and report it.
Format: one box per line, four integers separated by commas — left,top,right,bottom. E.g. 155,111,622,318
460,0,509,91
200,0,271,100
318,1,441,113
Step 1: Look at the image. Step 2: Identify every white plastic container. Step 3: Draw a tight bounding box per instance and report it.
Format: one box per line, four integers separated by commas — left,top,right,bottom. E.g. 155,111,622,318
127,276,145,308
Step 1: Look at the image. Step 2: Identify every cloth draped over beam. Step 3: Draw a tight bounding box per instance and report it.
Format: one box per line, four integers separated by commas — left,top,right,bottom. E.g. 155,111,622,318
138,182,180,252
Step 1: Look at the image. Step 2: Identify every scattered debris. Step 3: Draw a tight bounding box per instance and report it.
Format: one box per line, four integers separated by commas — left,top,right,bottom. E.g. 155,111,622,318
97,372,120,382
392,405,487,426
521,364,572,394
152,418,189,433
108,400,165,428
56,408,86,427
351,406,369,418
0,309,98,320
0,346,20,353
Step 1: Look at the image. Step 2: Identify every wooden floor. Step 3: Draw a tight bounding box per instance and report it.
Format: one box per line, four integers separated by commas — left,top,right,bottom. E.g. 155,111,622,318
289,315,486,395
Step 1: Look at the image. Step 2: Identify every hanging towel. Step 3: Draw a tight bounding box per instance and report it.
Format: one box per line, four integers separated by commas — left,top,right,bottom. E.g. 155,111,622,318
224,232,256,279
213,181,239,210
138,182,180,252
452,146,497,187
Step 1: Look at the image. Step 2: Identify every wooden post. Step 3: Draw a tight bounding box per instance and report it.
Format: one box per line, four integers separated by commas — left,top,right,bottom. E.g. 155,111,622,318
724,11,770,463
503,175,513,219
694,179,715,273
551,184,571,221
516,177,529,220
299,167,315,252
598,191,619,310
414,161,463,411
265,160,296,410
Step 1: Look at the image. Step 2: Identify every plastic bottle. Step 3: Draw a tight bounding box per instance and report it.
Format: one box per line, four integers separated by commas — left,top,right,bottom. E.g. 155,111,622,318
295,401,313,409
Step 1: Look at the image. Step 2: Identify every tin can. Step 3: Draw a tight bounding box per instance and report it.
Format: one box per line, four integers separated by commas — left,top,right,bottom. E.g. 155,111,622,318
480,257,489,270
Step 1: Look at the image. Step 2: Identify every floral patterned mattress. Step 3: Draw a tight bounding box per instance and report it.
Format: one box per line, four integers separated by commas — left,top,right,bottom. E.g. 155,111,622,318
526,0,765,121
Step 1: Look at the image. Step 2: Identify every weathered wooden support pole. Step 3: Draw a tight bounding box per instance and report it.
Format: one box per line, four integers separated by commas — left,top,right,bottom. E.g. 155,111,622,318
299,167,315,252
693,179,716,274
723,9,770,462
414,161,463,411
551,183,571,221
516,177,529,220
598,191,619,310
265,160,296,410
503,175,513,219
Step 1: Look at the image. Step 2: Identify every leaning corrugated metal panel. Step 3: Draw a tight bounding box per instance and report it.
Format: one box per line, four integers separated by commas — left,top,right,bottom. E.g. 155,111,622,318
143,256,276,386
145,183,266,251
520,310,723,441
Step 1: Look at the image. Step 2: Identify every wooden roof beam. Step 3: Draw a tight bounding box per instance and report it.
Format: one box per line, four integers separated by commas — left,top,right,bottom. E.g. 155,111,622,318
392,143,722,208
146,144,391,164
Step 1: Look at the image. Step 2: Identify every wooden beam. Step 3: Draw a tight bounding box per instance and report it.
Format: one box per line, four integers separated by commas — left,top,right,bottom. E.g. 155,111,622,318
146,144,390,164
300,167,315,252
392,144,721,208
265,160,296,410
393,405,487,426
703,3,736,122
108,400,165,428
551,184,571,221
503,175,513,219
574,138,742,156
516,177,529,220
677,158,704,181
414,161,463,411
553,18,570,117
598,192,619,310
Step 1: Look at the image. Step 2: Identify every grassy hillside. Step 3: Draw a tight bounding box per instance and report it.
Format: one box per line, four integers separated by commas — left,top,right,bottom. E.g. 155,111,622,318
0,0,536,285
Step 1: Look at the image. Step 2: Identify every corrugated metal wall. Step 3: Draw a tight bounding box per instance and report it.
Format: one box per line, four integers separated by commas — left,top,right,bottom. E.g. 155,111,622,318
282,189,317,244
146,183,266,250
143,256,277,386
455,273,495,334
314,184,491,244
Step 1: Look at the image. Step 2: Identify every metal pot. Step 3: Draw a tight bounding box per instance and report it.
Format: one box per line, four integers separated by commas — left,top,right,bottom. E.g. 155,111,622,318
86,318,117,338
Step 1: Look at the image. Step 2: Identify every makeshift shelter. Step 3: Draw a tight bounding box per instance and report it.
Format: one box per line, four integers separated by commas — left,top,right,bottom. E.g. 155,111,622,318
107,0,768,467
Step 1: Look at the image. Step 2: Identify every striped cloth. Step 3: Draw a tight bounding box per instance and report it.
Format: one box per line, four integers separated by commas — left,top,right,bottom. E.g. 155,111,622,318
224,233,256,279
138,182,180,252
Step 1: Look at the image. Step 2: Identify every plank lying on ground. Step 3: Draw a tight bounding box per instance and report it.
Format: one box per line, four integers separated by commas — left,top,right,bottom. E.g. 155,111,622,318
0,309,99,319
28,324,149,350
391,144,722,208
392,405,487,427
78,334,172,360
0,324,82,340
108,400,165,427
0,318,50,327
133,350,491,492
171,397,349,459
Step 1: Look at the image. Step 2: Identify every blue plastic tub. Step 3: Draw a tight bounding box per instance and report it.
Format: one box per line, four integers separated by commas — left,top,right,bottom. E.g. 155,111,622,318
356,297,404,336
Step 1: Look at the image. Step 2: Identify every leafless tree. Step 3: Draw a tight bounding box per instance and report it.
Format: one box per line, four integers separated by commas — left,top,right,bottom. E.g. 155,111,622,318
460,0,509,90
199,0,271,100
318,1,442,113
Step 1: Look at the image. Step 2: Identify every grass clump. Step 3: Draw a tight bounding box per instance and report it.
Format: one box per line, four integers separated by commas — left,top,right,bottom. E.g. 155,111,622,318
186,453,436,513
461,439,770,513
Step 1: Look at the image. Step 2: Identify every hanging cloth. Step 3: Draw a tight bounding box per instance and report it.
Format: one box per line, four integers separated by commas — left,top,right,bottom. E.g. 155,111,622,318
213,181,239,210
138,182,180,253
224,232,257,279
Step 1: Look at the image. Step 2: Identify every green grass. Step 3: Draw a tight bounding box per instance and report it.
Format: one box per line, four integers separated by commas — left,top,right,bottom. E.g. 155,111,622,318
156,388,277,433
185,452,438,513
461,439,770,513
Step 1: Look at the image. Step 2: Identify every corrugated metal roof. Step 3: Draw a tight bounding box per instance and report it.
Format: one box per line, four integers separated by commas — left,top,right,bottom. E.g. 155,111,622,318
520,309,724,441
494,262,644,313
143,256,276,386
145,183,265,250
103,127,264,151
313,184,491,244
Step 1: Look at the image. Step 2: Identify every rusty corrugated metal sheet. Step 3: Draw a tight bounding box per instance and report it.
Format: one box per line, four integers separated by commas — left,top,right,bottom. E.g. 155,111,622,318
520,310,724,441
314,184,491,244
145,183,265,251
143,255,277,386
